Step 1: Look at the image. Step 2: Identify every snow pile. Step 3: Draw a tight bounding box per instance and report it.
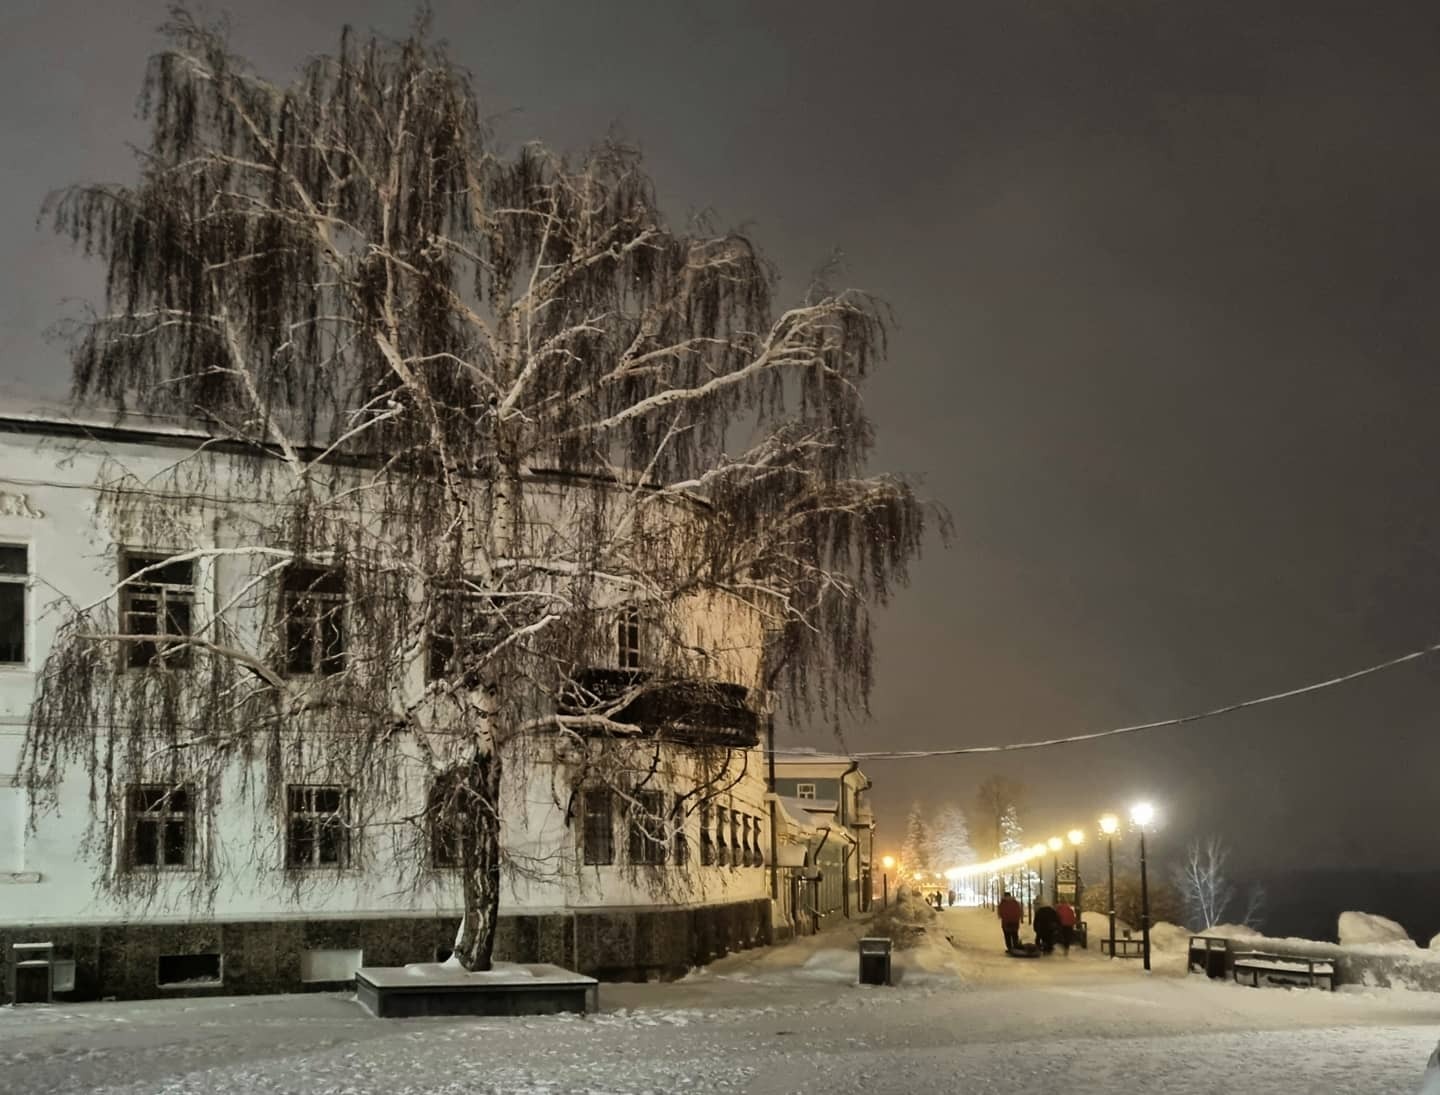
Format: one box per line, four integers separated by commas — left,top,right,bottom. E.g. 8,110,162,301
1196,923,1266,942
1147,921,1193,954
869,889,938,950
1338,911,1416,948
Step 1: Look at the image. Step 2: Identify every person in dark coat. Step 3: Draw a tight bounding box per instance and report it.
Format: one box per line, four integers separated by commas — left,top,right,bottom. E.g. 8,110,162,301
997,891,1023,952
1032,904,1060,954
1056,901,1078,955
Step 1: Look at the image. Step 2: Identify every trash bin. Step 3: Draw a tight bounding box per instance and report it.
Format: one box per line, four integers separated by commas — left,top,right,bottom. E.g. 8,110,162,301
858,937,892,985
1206,946,1227,980
1188,936,1228,980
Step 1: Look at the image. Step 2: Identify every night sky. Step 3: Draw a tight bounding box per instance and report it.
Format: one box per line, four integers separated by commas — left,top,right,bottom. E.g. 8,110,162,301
4,0,1440,878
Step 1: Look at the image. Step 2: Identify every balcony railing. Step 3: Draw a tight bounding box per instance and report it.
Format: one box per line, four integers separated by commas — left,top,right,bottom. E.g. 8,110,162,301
559,667,759,748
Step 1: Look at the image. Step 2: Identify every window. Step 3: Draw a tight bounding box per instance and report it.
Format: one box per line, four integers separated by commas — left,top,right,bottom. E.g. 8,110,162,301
121,553,196,668
753,815,764,867
428,773,462,869
699,803,714,866
616,607,641,669
796,783,817,800
715,806,728,866
0,545,26,665
125,784,194,869
157,953,221,987
428,580,502,684
741,815,752,867
284,566,346,674
672,799,688,866
627,789,667,866
286,785,350,868
730,809,739,866
582,788,614,865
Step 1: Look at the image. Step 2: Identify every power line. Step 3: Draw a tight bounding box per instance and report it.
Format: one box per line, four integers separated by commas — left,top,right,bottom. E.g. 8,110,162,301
773,639,1440,761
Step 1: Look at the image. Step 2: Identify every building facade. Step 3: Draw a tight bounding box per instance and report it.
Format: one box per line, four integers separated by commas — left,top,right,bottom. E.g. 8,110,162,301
0,409,776,1001
771,751,876,926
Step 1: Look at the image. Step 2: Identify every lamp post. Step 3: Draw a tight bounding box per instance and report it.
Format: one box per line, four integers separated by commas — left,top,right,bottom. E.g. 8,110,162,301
1131,802,1155,972
881,855,894,909
1098,814,1119,958
1047,836,1063,904
1067,829,1085,911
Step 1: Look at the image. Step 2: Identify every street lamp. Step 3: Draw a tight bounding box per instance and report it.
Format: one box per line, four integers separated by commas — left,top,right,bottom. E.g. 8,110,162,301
1131,802,1156,971
881,854,895,908
1047,836,1063,903
1098,814,1119,959
1067,829,1085,911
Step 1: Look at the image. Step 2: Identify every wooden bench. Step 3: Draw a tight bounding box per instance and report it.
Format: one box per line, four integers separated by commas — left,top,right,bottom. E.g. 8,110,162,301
1231,951,1334,991
1100,937,1145,958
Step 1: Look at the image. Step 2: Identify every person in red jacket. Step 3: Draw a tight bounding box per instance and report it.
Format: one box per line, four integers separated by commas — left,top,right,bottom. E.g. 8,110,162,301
1055,900,1077,955
997,891,1023,952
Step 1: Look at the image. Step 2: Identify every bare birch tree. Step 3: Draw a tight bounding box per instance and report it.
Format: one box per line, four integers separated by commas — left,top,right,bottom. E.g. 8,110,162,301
1174,836,1237,930
21,10,940,971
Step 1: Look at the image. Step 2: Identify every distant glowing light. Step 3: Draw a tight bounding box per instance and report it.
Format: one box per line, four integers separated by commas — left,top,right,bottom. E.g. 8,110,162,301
1131,802,1155,827
1047,836,1064,852
1067,829,1086,846
1099,814,1120,835
882,855,895,870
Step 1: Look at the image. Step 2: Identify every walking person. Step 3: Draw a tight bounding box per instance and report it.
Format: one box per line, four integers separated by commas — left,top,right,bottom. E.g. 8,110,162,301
1032,904,1059,954
998,890,1023,952
1056,900,1077,955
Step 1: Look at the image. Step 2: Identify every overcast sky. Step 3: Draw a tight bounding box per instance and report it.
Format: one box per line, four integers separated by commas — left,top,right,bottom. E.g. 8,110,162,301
4,0,1440,875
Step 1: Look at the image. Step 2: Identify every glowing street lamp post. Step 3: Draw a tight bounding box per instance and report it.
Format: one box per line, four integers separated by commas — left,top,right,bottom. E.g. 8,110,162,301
881,855,895,909
1047,836,1063,904
1098,814,1119,959
1067,829,1085,913
1131,802,1156,971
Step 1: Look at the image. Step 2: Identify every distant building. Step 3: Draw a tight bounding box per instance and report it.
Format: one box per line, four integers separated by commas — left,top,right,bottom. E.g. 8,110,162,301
771,750,876,929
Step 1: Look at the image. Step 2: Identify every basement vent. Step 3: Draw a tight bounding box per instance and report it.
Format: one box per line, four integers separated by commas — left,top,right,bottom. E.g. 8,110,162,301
300,948,363,983
157,953,222,987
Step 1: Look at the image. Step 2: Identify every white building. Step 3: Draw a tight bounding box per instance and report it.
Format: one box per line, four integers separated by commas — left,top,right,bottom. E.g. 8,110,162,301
0,406,775,1000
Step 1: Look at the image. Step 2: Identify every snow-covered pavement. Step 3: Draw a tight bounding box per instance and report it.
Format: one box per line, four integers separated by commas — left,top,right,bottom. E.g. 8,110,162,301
3,907,1438,1094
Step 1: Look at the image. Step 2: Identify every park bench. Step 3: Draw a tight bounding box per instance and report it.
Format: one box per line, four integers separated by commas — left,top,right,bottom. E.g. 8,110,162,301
1231,951,1335,991
1100,937,1145,958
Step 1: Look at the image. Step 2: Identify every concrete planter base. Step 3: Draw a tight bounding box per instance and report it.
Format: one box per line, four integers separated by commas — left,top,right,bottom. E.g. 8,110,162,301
355,961,598,1018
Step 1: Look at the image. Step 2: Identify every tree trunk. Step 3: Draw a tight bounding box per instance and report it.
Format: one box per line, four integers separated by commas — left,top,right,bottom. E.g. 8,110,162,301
452,748,503,971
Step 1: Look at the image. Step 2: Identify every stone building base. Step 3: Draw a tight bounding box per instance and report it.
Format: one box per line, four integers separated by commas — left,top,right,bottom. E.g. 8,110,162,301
0,899,771,1003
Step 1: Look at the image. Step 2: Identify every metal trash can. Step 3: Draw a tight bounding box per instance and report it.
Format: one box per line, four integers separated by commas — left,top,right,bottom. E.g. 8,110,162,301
9,942,56,1005
858,937,892,985
1188,936,1228,980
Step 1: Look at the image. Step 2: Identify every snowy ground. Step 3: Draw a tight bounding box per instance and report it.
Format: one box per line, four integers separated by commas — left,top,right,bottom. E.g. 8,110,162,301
3,906,1438,1094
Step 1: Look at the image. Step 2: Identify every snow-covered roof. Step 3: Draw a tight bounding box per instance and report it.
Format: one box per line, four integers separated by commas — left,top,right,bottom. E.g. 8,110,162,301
769,795,828,842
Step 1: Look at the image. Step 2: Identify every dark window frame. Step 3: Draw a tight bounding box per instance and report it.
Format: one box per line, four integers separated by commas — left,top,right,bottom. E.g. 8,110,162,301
699,802,714,866
582,788,614,866
0,543,28,666
616,607,641,670
627,789,667,866
120,552,197,669
672,798,688,866
285,784,352,869
428,773,463,869
283,565,346,675
124,784,195,870
429,579,512,685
